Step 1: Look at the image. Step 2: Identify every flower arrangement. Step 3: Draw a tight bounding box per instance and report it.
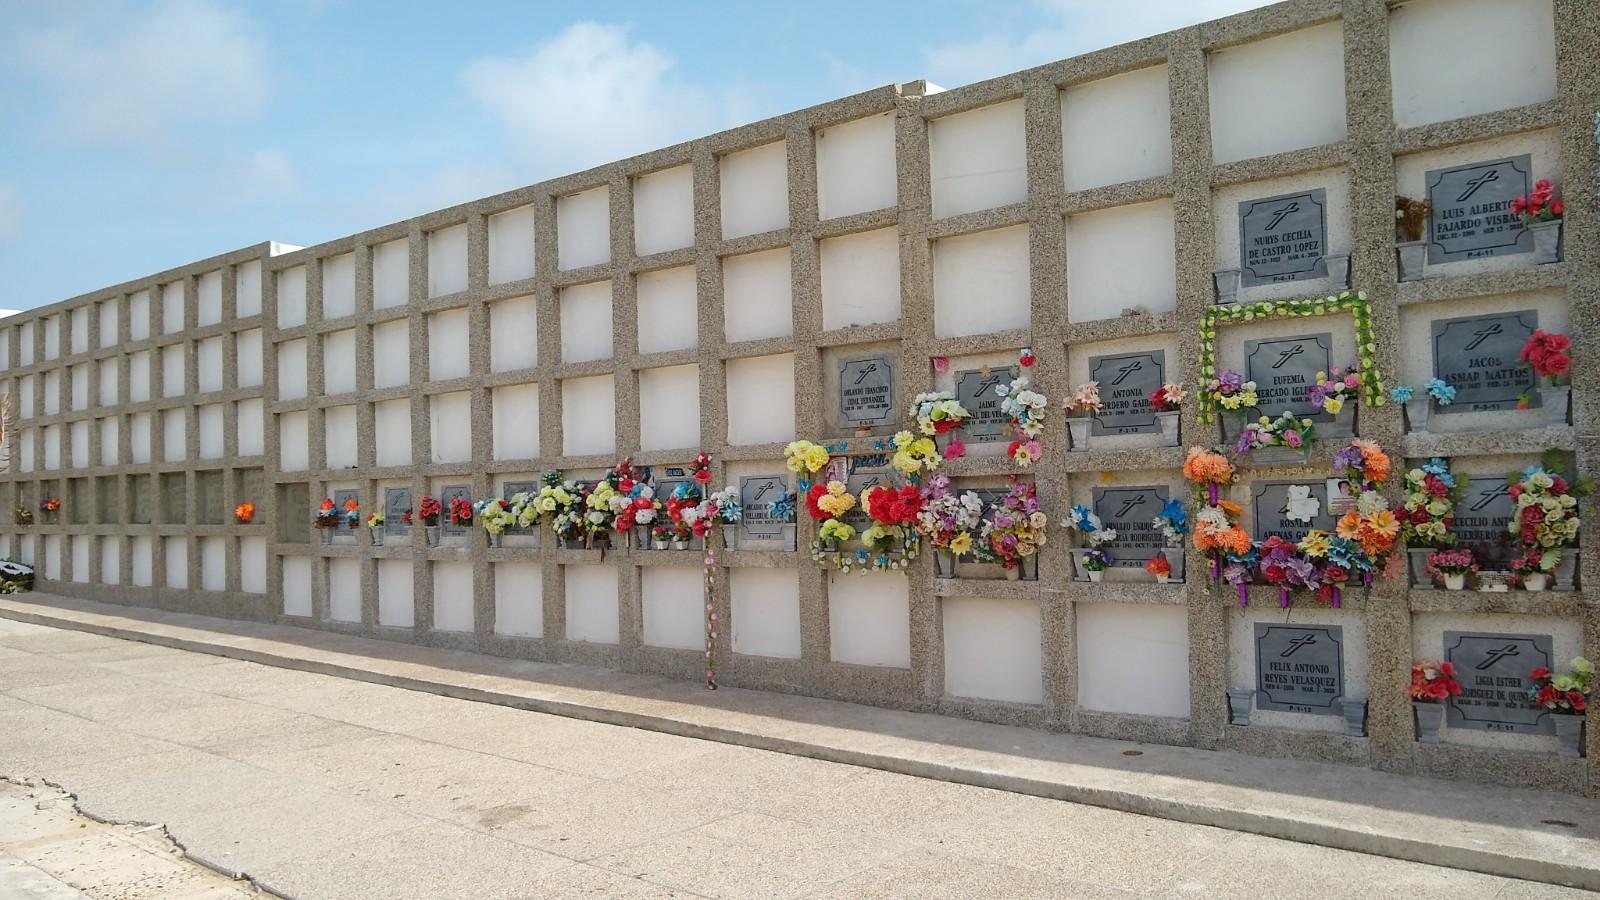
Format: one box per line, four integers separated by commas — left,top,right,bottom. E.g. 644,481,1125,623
616,484,659,534
536,474,582,539
366,511,385,530
1063,382,1101,418
477,499,515,536
689,451,713,487
1330,441,1399,575
910,392,969,438
981,479,1047,575
1509,179,1563,224
1148,382,1185,412
1529,658,1592,714
1307,366,1361,416
1395,458,1468,548
1183,447,1236,501
1145,554,1173,582
768,491,797,523
1153,498,1189,546
315,498,340,529
1204,370,1259,415
1079,549,1112,572
442,497,469,527
817,519,856,545
343,498,360,528
807,481,856,520
783,440,830,475
1519,328,1572,387
40,497,60,513
233,502,255,524
1408,660,1462,702
507,491,540,531
1234,412,1316,455
584,481,618,538
1256,535,1320,606
996,372,1046,443
1061,506,1117,547
1395,196,1430,243
13,506,32,527
915,474,985,556
418,494,442,527
889,430,940,478
1424,548,1478,588
1506,454,1590,586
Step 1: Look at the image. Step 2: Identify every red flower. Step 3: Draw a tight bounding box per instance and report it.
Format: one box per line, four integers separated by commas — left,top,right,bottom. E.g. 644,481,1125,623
1018,349,1036,368
693,469,712,484
1439,661,1457,677
1552,477,1569,494
1545,353,1571,376
805,482,831,520
1531,666,1552,681
1424,475,1448,497
1510,196,1528,216
1551,199,1565,217
1570,692,1587,712
1537,684,1559,705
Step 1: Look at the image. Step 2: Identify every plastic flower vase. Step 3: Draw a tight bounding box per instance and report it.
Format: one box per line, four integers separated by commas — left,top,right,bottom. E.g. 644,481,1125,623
1160,548,1186,583
1554,551,1578,591
1085,569,1103,583
1396,241,1426,282
1005,565,1022,581
320,529,333,545
1413,701,1444,744
425,525,441,548
1529,218,1562,264
1443,572,1466,591
671,537,690,551
487,531,502,548
1154,572,1170,584
1156,410,1180,446
370,528,384,548
1066,417,1091,452
633,525,650,549
1555,715,1585,759
1406,548,1434,590
1338,697,1367,738
1213,268,1241,304
933,550,956,579
652,536,669,551
1227,689,1253,726
1326,254,1351,290
1403,397,1430,433
1543,384,1571,428
1523,573,1549,592
721,524,739,550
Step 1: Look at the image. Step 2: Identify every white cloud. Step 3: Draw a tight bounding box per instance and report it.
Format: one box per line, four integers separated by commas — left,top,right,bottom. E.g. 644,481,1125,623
0,183,22,243
13,0,270,153
462,22,728,179
926,0,1275,87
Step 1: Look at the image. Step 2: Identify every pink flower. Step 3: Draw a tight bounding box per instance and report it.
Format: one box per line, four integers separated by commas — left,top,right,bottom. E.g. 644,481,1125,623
1284,430,1303,449
1511,196,1527,215
1343,373,1359,389
943,439,967,460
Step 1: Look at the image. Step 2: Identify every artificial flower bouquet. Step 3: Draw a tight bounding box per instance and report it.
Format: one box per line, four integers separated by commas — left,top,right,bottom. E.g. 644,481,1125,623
13,506,33,527
343,498,361,529
418,494,442,527
1185,448,1248,583
1510,179,1563,224
890,430,941,478
1205,370,1260,417
982,479,1046,580
1395,458,1468,548
996,371,1046,466
783,440,831,475
1394,196,1430,243
1062,505,1118,548
1506,453,1590,590
1389,380,1455,432
477,499,515,542
314,498,340,529
1062,381,1100,452
1424,548,1478,590
1078,549,1112,582
1145,554,1173,583
816,519,856,547
910,391,970,460
40,497,61,514
916,474,986,576
1234,411,1316,460
1152,498,1189,582
1330,441,1399,581
1518,329,1573,424
806,480,857,559
1149,382,1184,445
1409,657,1462,743
448,496,473,528
1307,365,1361,423
1529,658,1592,714
365,511,384,530
234,501,255,524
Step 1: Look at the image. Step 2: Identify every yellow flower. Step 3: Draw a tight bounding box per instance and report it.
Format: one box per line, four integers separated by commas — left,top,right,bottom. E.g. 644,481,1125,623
949,532,972,554
1323,397,1344,415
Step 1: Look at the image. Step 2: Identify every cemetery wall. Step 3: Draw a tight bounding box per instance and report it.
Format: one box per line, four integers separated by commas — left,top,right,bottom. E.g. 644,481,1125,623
2,0,1598,794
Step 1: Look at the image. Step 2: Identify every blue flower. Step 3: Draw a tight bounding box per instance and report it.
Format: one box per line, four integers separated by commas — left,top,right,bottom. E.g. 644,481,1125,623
1390,385,1415,404
1157,498,1189,534
1424,378,1457,405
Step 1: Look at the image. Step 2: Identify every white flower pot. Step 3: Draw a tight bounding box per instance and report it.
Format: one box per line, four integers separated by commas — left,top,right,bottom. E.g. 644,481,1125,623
652,538,669,551
1005,566,1021,581
1156,411,1180,446
1543,384,1570,428
1529,218,1562,264
1154,573,1170,584
671,540,690,551
1403,397,1431,433
487,532,502,548
1523,573,1549,592
1086,570,1104,583
1396,241,1426,282
1213,268,1241,304
1443,572,1466,591
1066,417,1091,452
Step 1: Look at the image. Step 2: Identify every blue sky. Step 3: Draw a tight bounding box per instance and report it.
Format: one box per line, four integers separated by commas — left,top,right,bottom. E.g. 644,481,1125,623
0,0,1269,309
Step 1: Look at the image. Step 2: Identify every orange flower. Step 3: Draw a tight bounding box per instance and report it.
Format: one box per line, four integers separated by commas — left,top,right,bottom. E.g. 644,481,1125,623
233,502,255,523
344,498,360,512
1336,510,1363,540
1218,525,1253,555
1218,500,1244,518
1353,439,1391,484
1183,447,1234,485
318,498,334,512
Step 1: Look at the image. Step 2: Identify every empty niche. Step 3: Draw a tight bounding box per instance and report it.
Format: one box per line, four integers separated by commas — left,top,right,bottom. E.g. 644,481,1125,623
44,370,59,414
279,410,309,471
428,224,468,297
564,564,619,644
237,329,263,387
639,365,700,451
489,296,537,372
161,283,184,334
195,470,224,524
1061,65,1172,192
372,319,410,388
489,204,537,285
725,354,795,445
70,365,88,410
723,247,792,343
731,568,801,659
69,306,88,354
198,404,224,459
130,535,154,586
932,224,1031,338
374,399,412,466
372,239,409,309
165,537,188,589
720,141,789,239
943,596,1043,704
322,253,356,318
283,556,314,617
277,482,308,542
161,409,186,462
560,281,615,363
820,227,901,330
634,164,694,256
1078,603,1191,718
1209,22,1346,164
828,572,910,668
198,337,224,393
236,399,264,456
240,536,267,594
377,559,414,627
636,266,698,354
161,345,185,397
97,418,117,465
326,404,358,469
817,112,897,220
1066,199,1178,321
494,561,543,637
277,339,307,400
1390,0,1554,129
130,413,152,464
929,99,1027,219
235,262,262,318
428,307,470,381
128,291,150,340
561,375,616,456
323,329,357,395
429,391,472,463
642,566,705,650
492,383,540,459
201,536,226,592
329,558,362,623
100,537,120,585
198,270,223,326
277,266,307,328
433,562,475,632
0,329,8,368
98,299,118,348
1212,168,1353,304
558,186,611,270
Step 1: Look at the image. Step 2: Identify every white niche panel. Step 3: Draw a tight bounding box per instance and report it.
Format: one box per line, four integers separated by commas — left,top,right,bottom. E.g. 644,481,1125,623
428,308,470,381
98,299,118,348
1209,22,1346,163
428,224,468,297
69,306,88,354
490,296,537,372
161,345,184,397
236,399,264,456
943,596,1042,704
723,248,792,343
98,418,117,466
720,141,789,239
1079,603,1191,718
929,99,1027,219
731,568,801,659
1062,65,1172,191
433,562,475,633
726,354,794,445
374,399,411,467
161,282,184,334
565,564,620,644
198,337,223,393
1066,199,1177,321
494,562,543,637
69,421,88,468
130,413,152,464
100,537,120,585
373,319,410,388
70,364,88,410
282,556,313,617
198,404,224,459
492,383,540,459
636,266,698,354
932,225,1031,338
378,559,414,627
201,537,225,592
642,566,706,651
277,266,307,328
1390,0,1555,129
162,409,186,462
277,339,307,400
817,112,897,220
329,558,361,623
235,262,262,318
323,253,356,319
131,536,154,587
639,365,699,451
429,391,471,463
489,204,537,285
323,329,357,395
240,536,267,594
634,164,695,256
820,227,901,330
279,410,308,471
164,538,187,589
561,375,616,457
128,291,150,340
828,573,910,668
71,536,89,583
237,329,263,388
326,404,358,469
373,239,409,309
558,186,611,270
560,280,615,364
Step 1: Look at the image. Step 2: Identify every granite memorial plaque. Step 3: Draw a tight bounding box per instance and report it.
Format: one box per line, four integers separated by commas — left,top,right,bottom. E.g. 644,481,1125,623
1238,189,1329,287
1250,480,1337,543
838,356,895,430
1254,623,1344,715
953,369,1010,443
1426,155,1533,264
1453,480,1516,567
1444,631,1553,734
842,464,890,537
1244,333,1333,418
383,487,412,536
1089,352,1165,436
1091,485,1169,568
739,475,788,542
1430,310,1540,413
441,484,471,537
502,480,540,534
331,489,358,536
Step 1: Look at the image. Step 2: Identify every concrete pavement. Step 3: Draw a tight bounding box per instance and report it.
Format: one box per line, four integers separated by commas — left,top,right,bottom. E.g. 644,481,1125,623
0,615,1593,898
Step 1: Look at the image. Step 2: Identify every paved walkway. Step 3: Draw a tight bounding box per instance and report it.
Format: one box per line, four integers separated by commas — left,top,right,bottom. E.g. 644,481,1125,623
0,616,1591,898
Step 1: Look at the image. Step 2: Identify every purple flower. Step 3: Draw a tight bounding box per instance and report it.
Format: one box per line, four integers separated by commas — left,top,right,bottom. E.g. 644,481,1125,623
1331,444,1363,473
1218,370,1243,391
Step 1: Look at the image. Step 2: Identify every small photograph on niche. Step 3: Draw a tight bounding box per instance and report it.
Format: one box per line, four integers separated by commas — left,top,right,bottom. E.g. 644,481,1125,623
1326,477,1356,514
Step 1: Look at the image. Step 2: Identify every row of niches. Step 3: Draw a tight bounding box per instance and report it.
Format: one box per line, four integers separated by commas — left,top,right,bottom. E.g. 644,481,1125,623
4,469,263,528
2,532,269,595
8,401,265,472
8,333,264,418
